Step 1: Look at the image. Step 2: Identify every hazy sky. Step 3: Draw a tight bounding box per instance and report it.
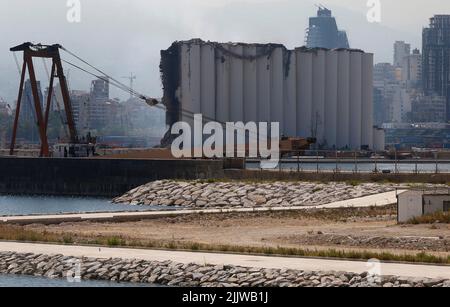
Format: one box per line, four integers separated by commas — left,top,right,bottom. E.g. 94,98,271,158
0,0,449,103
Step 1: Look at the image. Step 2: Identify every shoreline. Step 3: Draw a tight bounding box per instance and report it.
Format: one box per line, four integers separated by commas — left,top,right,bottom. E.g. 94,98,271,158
1,250,449,287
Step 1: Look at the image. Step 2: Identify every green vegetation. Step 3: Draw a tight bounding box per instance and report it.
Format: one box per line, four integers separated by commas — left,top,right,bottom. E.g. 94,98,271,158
346,180,362,187
0,223,447,265
62,235,74,244
106,236,126,247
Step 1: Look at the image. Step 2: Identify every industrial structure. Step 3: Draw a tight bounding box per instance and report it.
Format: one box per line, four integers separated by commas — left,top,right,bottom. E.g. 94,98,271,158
398,189,450,223
422,15,450,121
9,43,78,157
305,6,349,49
383,122,450,149
8,42,161,157
161,39,380,150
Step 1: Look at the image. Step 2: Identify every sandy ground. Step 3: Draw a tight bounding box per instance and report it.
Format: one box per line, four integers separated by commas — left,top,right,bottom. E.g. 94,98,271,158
23,206,449,257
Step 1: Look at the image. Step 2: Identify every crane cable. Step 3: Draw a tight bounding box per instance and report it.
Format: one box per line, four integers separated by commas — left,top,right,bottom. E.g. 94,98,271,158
60,57,217,124
59,47,272,140
60,48,223,123
61,59,137,100
61,47,150,102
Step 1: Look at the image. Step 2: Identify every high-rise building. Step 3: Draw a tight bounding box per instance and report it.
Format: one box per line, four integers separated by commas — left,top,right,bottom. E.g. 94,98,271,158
393,41,411,68
392,87,412,123
0,97,8,115
412,95,447,123
373,63,395,88
17,79,44,142
373,63,397,124
375,42,423,126
422,15,450,121
305,6,349,49
402,49,422,86
20,79,44,123
88,78,110,129
373,88,383,126
90,79,109,102
70,90,90,133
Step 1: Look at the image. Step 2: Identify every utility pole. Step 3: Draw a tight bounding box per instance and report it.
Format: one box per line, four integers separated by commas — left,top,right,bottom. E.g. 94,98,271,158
122,73,136,100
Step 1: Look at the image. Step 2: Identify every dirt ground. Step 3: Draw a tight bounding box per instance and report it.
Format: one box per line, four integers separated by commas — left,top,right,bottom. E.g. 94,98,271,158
26,206,449,257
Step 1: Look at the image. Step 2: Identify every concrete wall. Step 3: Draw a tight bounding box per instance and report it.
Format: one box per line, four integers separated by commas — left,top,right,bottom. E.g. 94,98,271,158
163,40,375,150
397,190,424,223
0,158,224,197
423,195,450,215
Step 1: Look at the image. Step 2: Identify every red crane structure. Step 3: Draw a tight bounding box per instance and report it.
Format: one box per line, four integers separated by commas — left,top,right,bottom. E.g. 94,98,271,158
9,43,78,157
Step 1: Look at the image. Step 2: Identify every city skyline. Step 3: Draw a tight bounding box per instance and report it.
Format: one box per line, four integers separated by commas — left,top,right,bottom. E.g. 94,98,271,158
0,0,449,103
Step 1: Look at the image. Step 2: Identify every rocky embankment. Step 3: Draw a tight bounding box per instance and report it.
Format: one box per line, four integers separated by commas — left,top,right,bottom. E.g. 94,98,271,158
113,180,394,209
0,252,449,287
283,234,449,252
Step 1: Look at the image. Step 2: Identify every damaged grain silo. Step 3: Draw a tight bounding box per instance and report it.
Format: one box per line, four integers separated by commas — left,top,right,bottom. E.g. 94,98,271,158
160,39,379,150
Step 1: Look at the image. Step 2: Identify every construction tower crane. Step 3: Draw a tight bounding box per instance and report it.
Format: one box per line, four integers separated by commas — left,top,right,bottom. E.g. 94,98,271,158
122,73,136,100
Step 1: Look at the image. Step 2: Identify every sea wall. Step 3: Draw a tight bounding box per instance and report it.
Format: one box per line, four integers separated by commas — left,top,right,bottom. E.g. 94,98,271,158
0,157,224,197
112,180,394,209
1,252,448,287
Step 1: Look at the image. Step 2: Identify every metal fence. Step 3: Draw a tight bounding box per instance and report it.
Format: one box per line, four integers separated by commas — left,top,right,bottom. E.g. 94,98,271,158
246,150,450,174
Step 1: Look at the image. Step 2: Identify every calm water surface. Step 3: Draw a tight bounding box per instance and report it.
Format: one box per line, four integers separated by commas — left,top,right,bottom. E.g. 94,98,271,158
0,274,158,287
0,195,170,216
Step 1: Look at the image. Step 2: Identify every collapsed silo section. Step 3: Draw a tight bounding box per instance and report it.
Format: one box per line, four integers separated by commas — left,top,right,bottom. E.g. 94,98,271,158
160,42,181,147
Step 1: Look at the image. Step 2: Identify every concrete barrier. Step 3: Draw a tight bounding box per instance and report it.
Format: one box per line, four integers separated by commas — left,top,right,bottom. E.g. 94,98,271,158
0,157,224,197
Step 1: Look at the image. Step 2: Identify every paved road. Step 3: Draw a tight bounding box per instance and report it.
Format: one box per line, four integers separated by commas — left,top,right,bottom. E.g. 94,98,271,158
0,241,448,279
0,191,403,225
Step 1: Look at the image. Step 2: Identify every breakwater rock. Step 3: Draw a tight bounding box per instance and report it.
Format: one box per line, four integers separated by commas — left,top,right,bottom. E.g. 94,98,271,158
113,180,395,209
0,252,448,287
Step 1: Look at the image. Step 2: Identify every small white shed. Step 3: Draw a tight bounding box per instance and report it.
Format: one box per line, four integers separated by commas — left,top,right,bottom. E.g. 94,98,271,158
397,189,450,223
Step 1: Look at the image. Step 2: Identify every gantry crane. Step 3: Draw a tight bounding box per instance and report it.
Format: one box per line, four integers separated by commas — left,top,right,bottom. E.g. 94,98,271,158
9,43,78,157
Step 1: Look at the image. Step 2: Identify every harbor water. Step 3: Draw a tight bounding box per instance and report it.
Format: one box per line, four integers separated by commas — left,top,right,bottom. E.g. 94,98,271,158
0,195,169,216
